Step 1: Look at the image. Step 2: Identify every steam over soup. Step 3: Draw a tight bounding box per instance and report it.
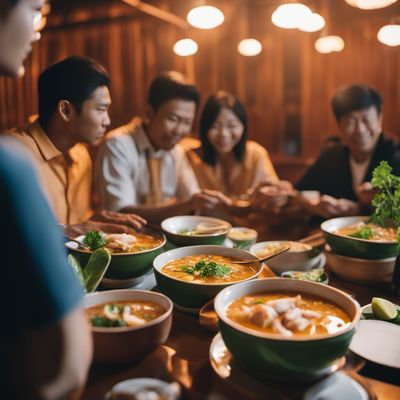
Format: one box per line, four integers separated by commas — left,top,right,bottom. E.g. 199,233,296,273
227,292,350,337
334,222,397,242
87,301,165,328
161,254,258,284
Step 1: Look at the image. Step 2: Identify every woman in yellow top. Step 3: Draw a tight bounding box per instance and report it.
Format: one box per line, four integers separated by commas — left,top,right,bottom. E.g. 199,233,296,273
186,91,278,202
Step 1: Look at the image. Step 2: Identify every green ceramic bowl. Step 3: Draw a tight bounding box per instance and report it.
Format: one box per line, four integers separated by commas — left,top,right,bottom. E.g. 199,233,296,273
321,216,398,260
153,245,263,310
214,278,360,381
65,227,166,282
161,215,232,246
84,289,172,364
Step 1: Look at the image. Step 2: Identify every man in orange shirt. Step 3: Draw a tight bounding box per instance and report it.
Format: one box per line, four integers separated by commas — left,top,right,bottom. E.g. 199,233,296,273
8,56,145,234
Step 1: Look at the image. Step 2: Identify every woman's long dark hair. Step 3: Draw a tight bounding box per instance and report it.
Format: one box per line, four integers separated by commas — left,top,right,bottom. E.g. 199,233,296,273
199,91,247,166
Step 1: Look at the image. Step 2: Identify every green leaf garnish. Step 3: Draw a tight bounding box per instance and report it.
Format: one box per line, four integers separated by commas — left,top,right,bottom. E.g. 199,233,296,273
179,259,232,278
349,226,373,239
83,230,107,250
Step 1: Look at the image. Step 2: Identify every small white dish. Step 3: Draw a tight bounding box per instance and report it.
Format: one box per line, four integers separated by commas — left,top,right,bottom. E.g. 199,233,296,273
304,371,369,400
105,378,180,400
349,319,400,369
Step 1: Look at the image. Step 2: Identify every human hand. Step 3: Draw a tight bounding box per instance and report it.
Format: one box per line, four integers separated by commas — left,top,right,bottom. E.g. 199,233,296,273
356,182,377,207
250,180,294,212
91,210,147,230
191,189,233,214
303,195,360,218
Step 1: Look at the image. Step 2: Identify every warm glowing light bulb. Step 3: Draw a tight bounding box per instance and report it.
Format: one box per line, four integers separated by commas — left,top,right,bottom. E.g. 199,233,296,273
344,0,398,9
315,36,345,54
237,39,262,56
377,24,400,46
271,3,312,29
187,6,224,29
298,13,325,32
173,38,198,57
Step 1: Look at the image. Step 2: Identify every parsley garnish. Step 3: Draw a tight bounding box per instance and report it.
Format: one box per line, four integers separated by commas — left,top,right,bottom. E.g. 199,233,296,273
349,226,373,239
180,259,232,278
83,230,107,250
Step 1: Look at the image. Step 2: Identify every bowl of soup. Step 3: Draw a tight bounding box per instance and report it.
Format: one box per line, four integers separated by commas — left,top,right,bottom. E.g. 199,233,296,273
161,216,232,246
227,227,258,249
65,227,166,287
214,278,360,381
84,289,173,364
321,216,398,260
153,245,263,310
250,241,320,274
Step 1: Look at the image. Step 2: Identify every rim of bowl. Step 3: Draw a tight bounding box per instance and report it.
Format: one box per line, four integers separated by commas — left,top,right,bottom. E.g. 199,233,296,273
250,240,313,255
153,245,263,286
84,289,173,333
280,270,329,284
65,229,166,256
324,244,397,262
320,216,397,245
161,215,232,238
215,278,360,341
227,227,258,240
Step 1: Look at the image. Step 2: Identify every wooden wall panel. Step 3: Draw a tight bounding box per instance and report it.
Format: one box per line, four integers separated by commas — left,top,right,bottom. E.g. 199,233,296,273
0,0,399,176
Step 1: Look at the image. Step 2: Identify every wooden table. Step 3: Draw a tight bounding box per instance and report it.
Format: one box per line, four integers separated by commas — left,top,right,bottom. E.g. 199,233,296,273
81,260,400,399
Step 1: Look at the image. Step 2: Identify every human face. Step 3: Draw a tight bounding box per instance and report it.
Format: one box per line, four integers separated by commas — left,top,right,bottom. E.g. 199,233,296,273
71,85,111,146
0,0,44,76
207,107,244,155
338,106,382,160
146,99,196,150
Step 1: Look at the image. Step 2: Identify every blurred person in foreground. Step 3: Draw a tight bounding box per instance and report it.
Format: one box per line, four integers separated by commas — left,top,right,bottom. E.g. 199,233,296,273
0,1,92,399
7,56,146,237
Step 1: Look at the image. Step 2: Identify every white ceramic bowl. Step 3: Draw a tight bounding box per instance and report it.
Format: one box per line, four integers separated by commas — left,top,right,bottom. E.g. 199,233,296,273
250,240,320,274
325,245,395,285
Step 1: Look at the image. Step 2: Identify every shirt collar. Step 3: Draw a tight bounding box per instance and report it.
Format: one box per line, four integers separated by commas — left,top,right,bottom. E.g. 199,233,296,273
27,120,62,161
132,118,167,158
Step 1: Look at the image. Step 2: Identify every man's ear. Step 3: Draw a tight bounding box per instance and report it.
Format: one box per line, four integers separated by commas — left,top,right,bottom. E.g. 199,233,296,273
144,105,155,124
58,100,73,122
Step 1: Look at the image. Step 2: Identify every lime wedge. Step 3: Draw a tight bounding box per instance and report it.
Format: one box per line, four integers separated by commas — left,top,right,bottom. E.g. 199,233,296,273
371,297,397,321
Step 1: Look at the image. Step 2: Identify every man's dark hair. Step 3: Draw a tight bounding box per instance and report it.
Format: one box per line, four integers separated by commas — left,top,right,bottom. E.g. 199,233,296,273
38,56,110,127
200,91,247,166
147,71,200,112
331,84,383,121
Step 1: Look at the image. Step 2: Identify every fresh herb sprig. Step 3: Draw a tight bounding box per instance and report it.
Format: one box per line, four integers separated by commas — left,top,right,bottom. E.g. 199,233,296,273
370,161,400,228
83,230,107,250
180,259,232,278
349,226,373,239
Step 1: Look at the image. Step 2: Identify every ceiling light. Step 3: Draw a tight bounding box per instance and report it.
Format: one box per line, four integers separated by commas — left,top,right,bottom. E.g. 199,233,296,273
271,3,312,29
377,24,400,46
344,0,398,9
315,36,345,53
237,39,262,56
187,5,224,29
298,13,325,32
173,38,198,57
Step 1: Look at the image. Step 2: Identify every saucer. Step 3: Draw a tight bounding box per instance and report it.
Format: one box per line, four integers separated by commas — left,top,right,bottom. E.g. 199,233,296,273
350,319,400,369
209,333,374,398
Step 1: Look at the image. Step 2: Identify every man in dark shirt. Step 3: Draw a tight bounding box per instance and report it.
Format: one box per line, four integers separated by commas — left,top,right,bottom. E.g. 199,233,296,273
295,84,400,218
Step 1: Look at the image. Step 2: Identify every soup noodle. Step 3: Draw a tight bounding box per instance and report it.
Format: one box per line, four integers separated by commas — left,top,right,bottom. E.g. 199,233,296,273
87,301,165,328
227,291,350,337
161,254,258,284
